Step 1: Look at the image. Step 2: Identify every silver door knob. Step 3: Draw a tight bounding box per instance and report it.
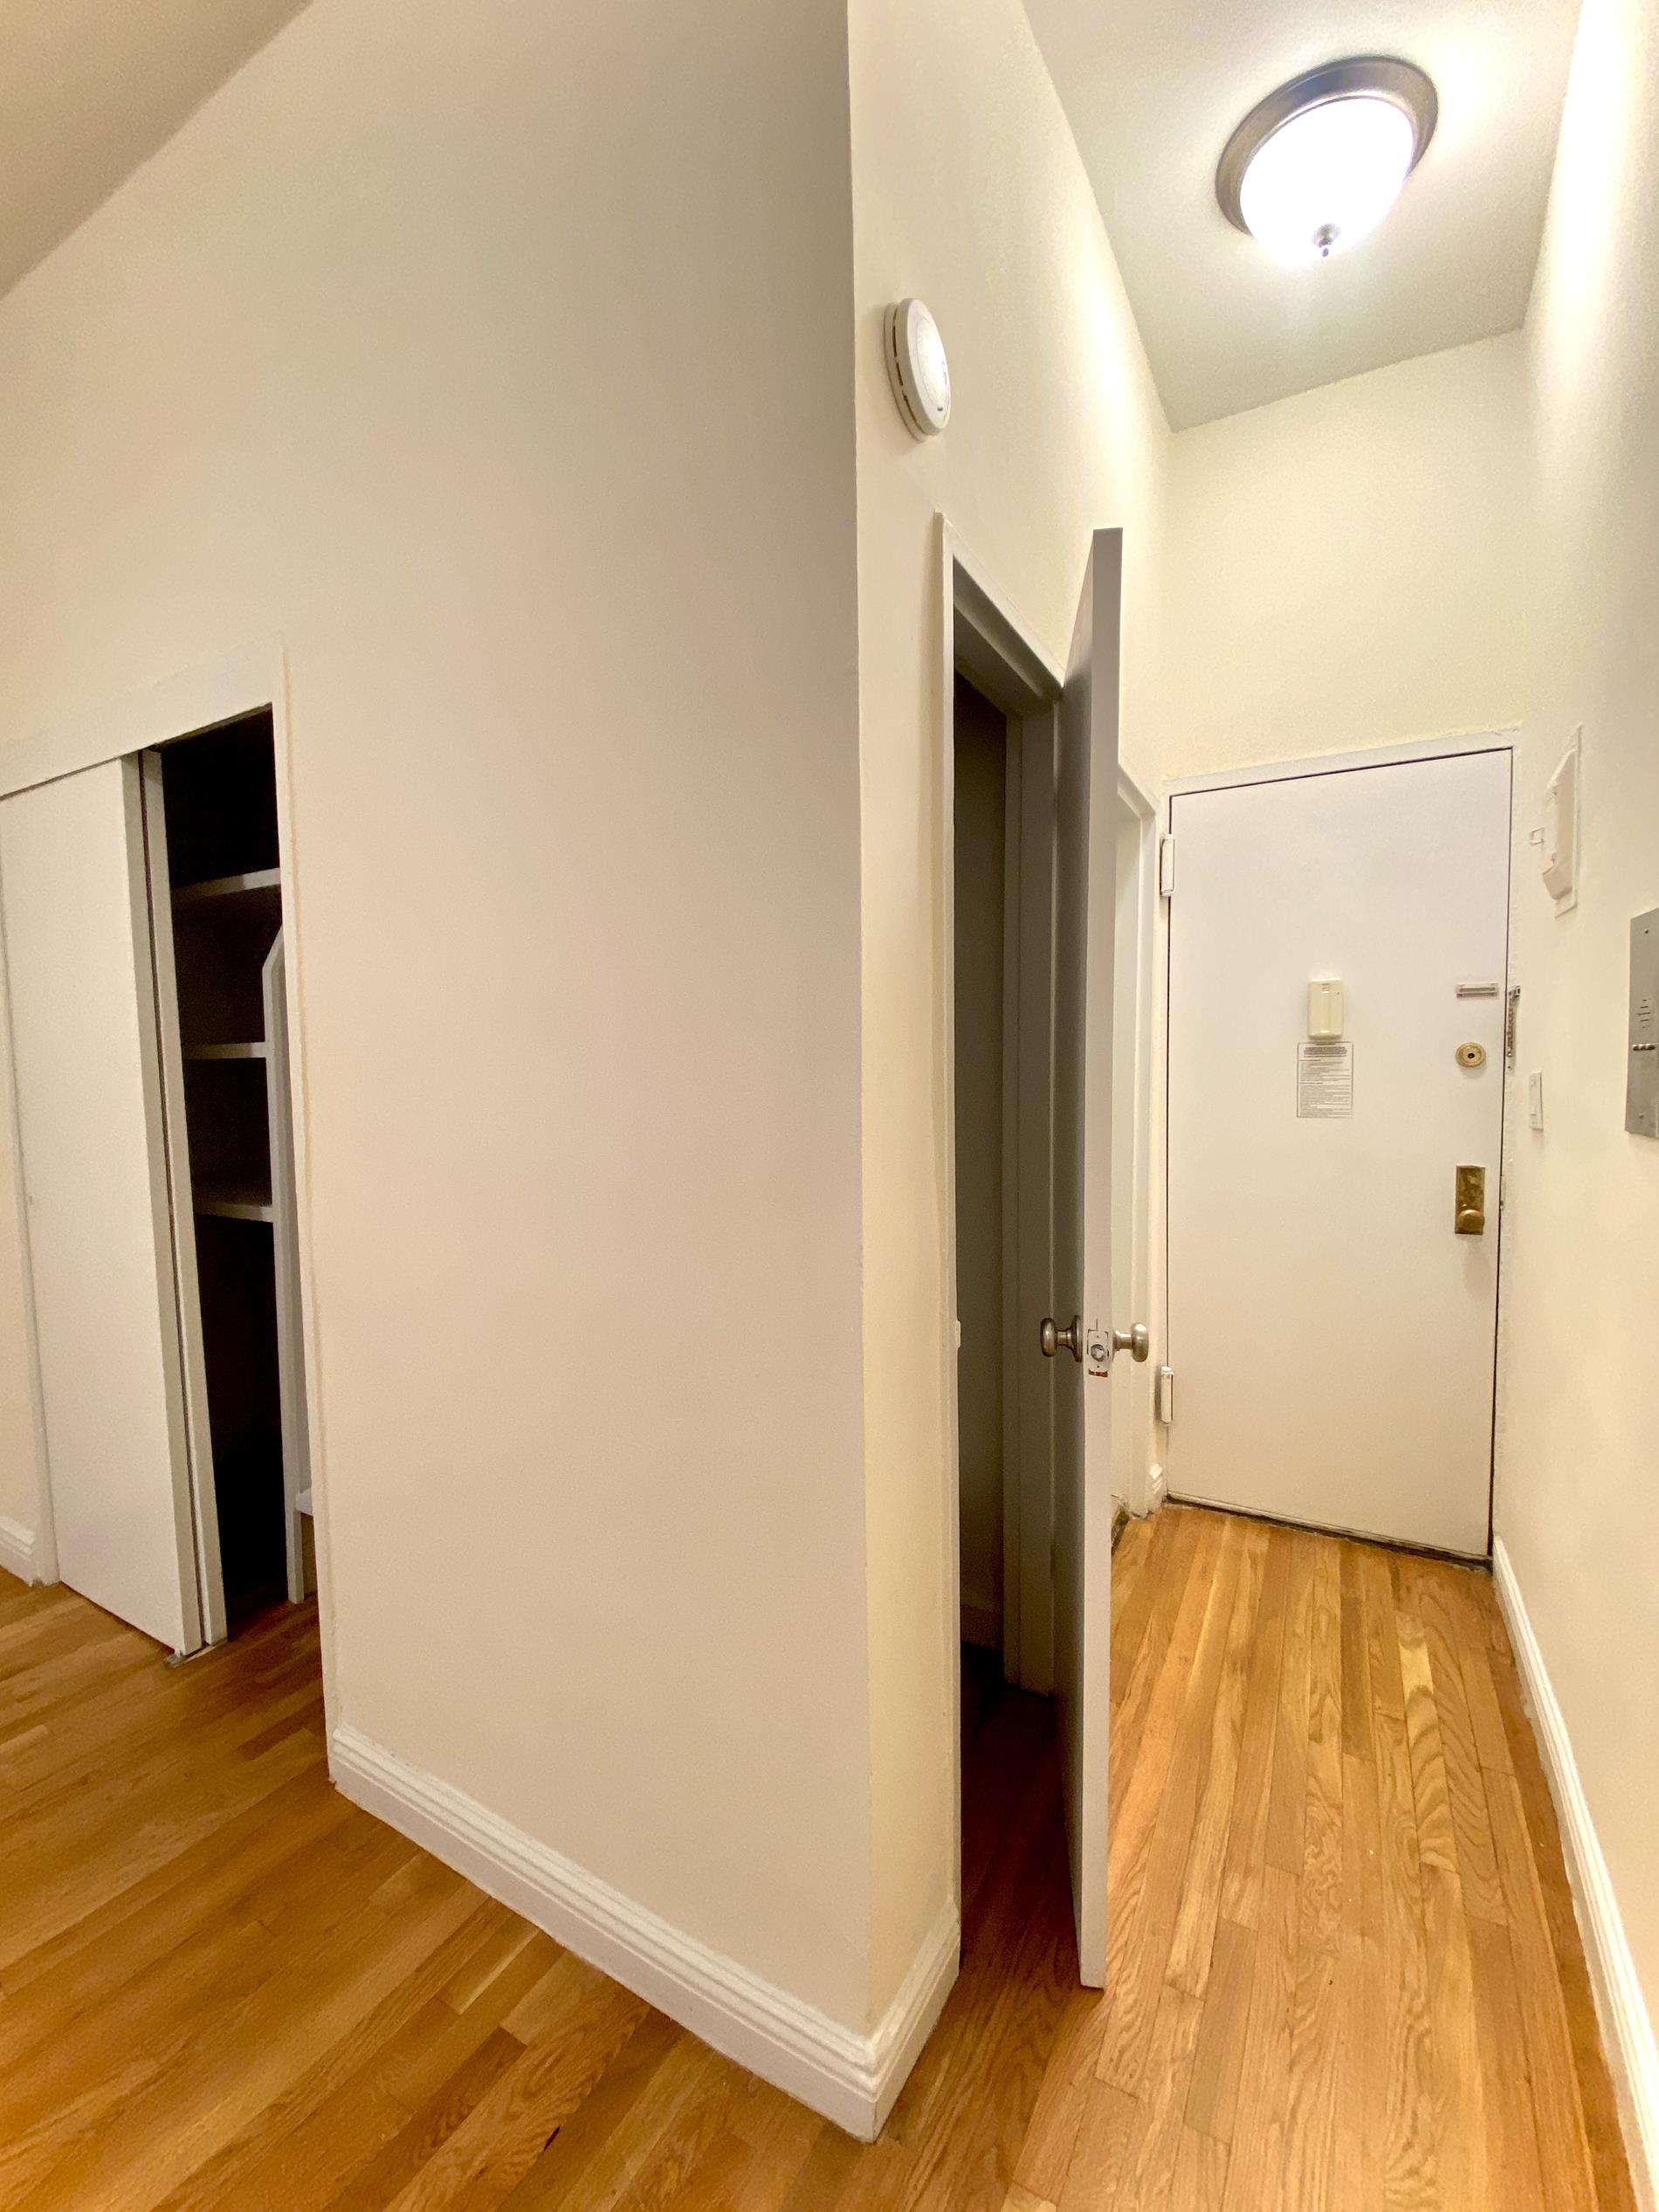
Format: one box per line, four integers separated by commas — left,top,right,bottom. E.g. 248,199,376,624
1040,1315,1082,1361
1087,1322,1151,1369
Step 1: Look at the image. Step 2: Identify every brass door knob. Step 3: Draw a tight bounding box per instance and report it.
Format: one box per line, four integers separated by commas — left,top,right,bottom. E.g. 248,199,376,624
1455,1164,1486,1235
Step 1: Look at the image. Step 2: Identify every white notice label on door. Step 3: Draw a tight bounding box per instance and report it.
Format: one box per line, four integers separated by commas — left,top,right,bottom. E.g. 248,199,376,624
1298,1040,1353,1119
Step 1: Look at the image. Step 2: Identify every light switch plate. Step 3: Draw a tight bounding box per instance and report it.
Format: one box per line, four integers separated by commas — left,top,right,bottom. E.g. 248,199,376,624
1628,910,1659,1138
1307,978,1344,1039
1528,1071,1545,1131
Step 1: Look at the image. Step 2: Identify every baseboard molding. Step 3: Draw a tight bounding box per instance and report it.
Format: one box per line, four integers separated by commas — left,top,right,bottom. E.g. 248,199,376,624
1494,1540,1659,2209
0,1515,37,1583
329,1724,959,2140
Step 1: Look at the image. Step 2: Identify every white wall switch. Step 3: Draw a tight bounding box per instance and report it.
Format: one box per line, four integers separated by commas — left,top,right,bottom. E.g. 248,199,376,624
1528,1070,1545,1130
1307,978,1344,1039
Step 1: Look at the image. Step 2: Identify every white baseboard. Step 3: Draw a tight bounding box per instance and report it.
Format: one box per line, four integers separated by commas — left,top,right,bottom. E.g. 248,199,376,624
329,1724,958,2140
1494,1540,1659,2209
0,1515,37,1583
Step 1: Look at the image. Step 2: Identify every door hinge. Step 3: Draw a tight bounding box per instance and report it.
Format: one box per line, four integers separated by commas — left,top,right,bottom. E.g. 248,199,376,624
1156,1364,1175,1426
1158,835,1175,899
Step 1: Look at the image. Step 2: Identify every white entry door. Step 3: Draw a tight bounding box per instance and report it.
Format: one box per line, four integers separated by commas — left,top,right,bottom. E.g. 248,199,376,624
1166,748,1511,1556
0,760,203,1650
1046,529,1143,1984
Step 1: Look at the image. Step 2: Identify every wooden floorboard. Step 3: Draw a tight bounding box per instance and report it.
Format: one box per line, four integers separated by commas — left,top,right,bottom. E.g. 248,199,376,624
0,1506,1635,2210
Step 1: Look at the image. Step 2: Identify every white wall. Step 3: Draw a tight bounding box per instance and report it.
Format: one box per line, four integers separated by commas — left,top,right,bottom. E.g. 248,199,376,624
1500,0,1659,2152
1161,336,1529,783
848,0,1171,2016
0,0,878,2037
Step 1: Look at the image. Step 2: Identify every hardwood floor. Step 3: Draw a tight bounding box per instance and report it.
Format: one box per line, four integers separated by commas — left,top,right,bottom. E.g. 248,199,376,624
0,1506,1635,2209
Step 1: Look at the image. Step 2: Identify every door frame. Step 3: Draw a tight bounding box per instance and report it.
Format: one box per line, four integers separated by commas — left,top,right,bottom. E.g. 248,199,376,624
940,520,1065,1718
1112,768,1159,1519
1164,726,1517,802
940,522,1161,1700
1160,726,1518,1558
0,645,331,1695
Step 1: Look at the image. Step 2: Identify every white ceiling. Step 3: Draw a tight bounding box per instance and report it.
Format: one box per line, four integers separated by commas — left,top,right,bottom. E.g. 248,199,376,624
1024,0,1581,428
0,0,312,300
0,0,1580,423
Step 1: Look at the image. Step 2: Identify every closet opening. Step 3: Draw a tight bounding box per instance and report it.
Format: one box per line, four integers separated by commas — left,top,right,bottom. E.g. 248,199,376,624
951,662,1071,1982
953,673,1013,1664
952,659,1051,1726
148,711,312,1637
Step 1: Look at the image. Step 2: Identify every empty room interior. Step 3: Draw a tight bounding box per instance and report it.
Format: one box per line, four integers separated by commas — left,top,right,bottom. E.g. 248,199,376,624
0,0,1655,2205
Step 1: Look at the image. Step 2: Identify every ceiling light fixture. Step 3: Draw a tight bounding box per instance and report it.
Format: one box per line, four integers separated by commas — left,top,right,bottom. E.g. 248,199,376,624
1216,58,1437,265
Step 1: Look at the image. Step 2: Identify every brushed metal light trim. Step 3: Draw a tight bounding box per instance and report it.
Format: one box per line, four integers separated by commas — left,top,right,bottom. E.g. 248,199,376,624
1215,57,1439,236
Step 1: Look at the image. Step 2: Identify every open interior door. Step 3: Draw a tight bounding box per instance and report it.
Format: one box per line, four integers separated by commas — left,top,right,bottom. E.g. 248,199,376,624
0,758,203,1653
1043,528,1141,1984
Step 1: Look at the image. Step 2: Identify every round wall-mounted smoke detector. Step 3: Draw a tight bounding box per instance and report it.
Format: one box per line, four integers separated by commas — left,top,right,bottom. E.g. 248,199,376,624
885,298,952,439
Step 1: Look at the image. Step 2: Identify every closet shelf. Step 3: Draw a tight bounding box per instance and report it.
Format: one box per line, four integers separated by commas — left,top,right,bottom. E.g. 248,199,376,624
173,868,282,906
182,1041,268,1060
195,1187,274,1224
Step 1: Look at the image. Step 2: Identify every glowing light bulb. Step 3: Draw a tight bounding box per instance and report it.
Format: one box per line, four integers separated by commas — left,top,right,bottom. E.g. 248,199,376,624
1237,93,1417,264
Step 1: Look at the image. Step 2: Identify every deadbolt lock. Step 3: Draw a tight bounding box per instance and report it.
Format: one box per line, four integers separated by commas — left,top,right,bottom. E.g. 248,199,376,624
1455,1164,1486,1236
1456,1041,1487,1070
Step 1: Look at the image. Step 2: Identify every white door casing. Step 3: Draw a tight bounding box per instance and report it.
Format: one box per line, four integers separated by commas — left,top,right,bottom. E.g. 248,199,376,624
1166,748,1511,1557
1050,529,1125,1985
1110,784,1156,1518
0,759,203,1650
264,929,314,1602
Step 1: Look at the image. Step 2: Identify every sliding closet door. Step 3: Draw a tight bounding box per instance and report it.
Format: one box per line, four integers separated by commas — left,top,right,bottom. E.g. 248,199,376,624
0,760,202,1651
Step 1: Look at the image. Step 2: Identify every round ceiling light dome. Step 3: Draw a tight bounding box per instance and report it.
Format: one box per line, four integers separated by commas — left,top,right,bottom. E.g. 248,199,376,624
1216,58,1437,265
